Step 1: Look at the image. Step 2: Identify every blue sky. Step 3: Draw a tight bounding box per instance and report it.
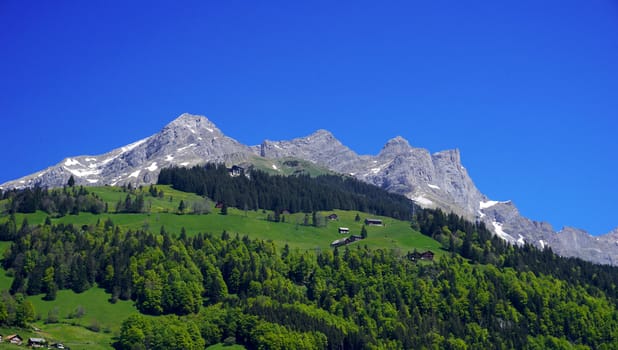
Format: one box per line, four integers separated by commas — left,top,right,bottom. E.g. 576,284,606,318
1,1,617,235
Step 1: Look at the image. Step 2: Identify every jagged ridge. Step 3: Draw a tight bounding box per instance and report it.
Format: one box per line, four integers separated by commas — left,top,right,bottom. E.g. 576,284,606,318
2,113,617,265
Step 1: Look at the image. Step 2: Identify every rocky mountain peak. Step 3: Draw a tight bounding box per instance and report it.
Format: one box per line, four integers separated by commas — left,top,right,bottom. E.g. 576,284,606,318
163,113,221,136
379,136,413,157
432,148,461,165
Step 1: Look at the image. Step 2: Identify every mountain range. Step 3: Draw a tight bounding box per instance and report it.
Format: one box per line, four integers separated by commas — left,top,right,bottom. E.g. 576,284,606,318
2,113,617,265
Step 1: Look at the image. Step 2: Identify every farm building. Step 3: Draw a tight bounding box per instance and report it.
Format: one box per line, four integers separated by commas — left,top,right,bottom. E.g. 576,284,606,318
364,218,383,226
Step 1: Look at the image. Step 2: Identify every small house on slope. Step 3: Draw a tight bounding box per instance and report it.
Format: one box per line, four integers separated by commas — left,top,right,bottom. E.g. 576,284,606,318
364,218,383,226
28,337,47,348
6,334,23,345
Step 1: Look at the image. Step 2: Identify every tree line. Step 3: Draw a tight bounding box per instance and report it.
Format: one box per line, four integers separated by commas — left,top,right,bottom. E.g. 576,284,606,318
157,164,417,220
415,208,618,303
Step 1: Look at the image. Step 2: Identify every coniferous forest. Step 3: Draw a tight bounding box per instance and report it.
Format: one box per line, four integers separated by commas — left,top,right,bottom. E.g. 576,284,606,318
158,164,416,220
1,165,618,349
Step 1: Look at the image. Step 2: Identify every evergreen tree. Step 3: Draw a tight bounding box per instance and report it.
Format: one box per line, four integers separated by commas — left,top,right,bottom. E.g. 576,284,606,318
67,175,75,187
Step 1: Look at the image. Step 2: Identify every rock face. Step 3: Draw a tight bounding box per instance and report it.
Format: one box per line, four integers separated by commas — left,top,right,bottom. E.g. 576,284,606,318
2,113,617,265
0,114,252,189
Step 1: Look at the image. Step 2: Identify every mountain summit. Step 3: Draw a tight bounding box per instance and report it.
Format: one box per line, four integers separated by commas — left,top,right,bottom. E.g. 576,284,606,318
2,113,617,265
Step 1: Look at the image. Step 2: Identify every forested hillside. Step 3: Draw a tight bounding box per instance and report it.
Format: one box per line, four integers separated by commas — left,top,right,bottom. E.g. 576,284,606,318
158,164,417,220
1,165,618,349
3,221,618,349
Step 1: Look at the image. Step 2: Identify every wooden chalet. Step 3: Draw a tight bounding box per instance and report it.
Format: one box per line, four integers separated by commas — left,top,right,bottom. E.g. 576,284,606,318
409,250,435,261
338,227,350,234
28,337,47,348
327,213,339,220
364,218,383,226
228,165,244,177
330,234,364,248
6,334,23,345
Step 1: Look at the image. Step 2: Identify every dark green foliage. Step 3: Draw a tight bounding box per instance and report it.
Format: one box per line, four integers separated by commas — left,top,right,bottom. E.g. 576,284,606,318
1,185,106,217
6,218,618,349
415,208,618,302
67,175,75,187
158,164,417,220
0,292,35,327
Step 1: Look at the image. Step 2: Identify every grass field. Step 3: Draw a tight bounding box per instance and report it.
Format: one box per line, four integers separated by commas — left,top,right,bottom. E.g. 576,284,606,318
0,185,442,254
0,288,139,350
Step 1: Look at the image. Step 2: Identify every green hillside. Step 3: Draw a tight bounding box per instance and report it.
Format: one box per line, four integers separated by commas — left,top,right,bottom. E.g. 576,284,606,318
0,184,439,349
3,177,618,349
0,185,439,253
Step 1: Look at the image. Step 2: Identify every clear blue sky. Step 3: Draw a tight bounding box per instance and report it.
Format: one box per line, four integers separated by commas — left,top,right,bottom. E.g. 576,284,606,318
1,1,617,235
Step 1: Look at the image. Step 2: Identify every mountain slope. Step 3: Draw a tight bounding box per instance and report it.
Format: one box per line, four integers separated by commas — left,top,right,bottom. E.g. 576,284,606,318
2,113,616,265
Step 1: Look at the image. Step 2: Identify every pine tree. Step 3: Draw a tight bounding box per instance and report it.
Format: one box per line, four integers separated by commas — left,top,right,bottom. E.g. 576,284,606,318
68,175,75,187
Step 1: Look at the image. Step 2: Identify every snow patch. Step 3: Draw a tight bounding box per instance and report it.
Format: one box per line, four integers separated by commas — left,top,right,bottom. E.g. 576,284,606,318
64,167,101,177
272,164,278,170
427,184,440,190
177,144,196,152
146,162,158,171
180,162,190,166
198,137,203,141
165,155,174,161
86,179,99,184
477,210,486,219
129,170,141,178
539,240,546,249
206,127,214,133
371,167,381,174
65,158,82,166
517,234,525,246
121,138,147,153
479,200,500,209
479,200,511,210
188,127,196,134
413,196,433,206
85,158,97,162
492,221,516,243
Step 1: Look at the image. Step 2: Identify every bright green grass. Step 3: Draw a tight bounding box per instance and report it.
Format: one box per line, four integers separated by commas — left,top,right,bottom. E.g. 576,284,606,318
88,185,206,213
0,185,443,254
29,287,138,334
31,323,113,350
